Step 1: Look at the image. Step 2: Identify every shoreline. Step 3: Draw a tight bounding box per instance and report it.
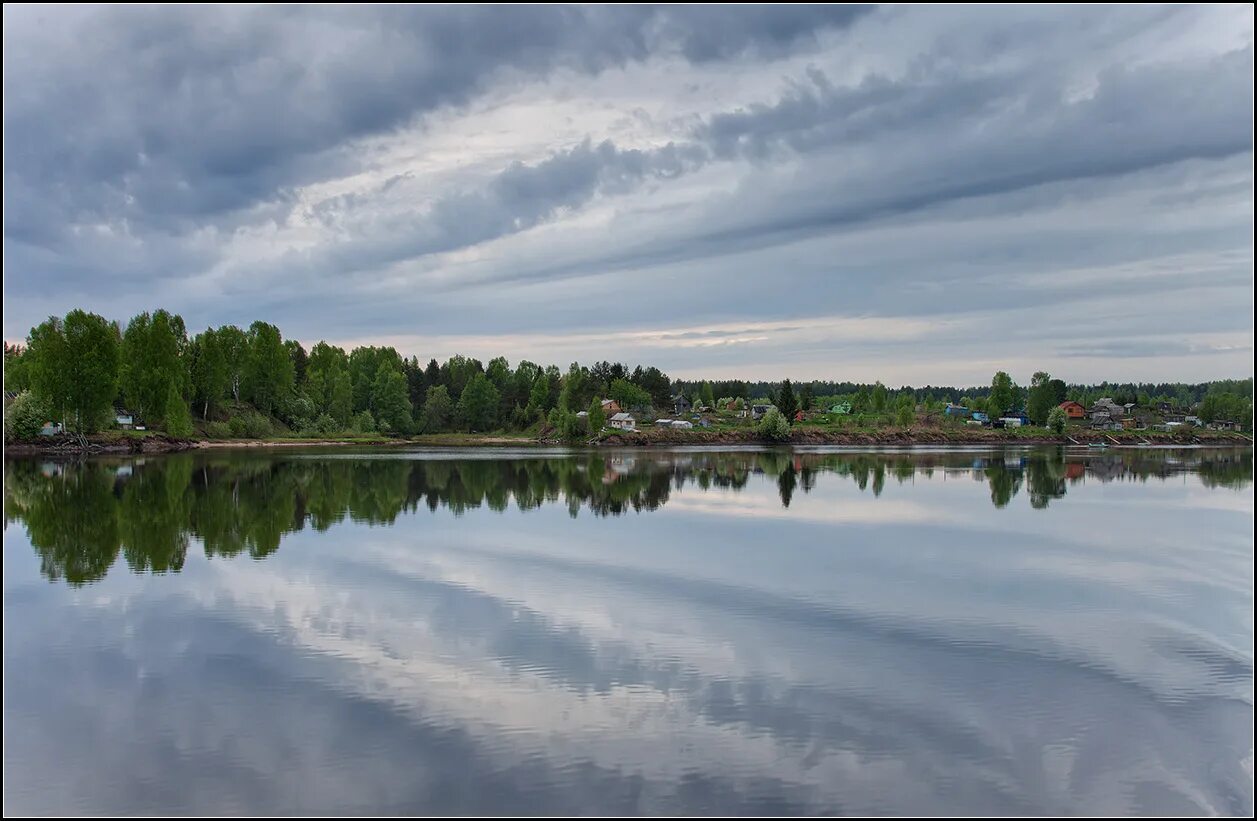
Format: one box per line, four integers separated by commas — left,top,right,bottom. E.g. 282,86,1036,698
5,427,1251,457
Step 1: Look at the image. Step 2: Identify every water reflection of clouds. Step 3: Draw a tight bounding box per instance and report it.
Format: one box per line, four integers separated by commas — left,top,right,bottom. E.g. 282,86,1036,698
175,523,1250,815
3,448,1252,815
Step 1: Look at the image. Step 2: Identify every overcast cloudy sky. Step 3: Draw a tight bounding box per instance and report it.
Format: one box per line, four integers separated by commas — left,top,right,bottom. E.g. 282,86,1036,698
3,4,1253,385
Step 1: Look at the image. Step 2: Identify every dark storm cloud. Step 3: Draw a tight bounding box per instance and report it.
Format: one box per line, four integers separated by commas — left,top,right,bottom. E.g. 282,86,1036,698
1,4,868,240
285,36,1253,298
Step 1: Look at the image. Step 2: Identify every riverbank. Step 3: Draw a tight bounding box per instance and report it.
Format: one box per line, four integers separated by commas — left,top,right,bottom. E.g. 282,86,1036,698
5,426,1251,456
593,426,1254,447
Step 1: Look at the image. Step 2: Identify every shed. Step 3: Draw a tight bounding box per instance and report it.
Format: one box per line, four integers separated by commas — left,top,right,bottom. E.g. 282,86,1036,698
609,412,636,431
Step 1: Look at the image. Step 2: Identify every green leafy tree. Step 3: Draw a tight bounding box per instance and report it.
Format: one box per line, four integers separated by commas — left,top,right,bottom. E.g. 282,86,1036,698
121,309,188,425
527,372,553,416
1047,406,1067,434
216,325,248,402
609,378,651,411
285,339,308,387
799,384,813,411
588,397,607,432
243,321,293,416
422,385,453,432
190,327,231,418
457,373,500,432
757,407,791,442
371,363,412,433
871,382,888,413
163,380,194,437
27,310,121,433
700,381,716,409
4,343,31,392
988,371,1015,418
4,390,50,441
1026,371,1057,425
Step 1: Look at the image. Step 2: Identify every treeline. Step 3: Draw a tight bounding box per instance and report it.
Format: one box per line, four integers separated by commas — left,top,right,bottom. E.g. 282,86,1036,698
4,308,1252,439
675,373,1253,429
674,377,1253,411
2,308,676,438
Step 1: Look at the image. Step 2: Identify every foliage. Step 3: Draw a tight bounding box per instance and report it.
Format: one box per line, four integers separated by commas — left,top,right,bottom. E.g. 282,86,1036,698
163,381,195,437
243,321,293,415
1199,386,1253,429
240,412,272,437
351,410,376,434
371,363,412,433
190,327,231,418
314,413,339,435
548,408,583,441
4,390,50,441
27,310,121,433
608,378,651,411
988,371,1016,417
4,343,31,392
1026,371,1057,426
895,405,913,427
121,309,187,427
776,380,798,421
206,421,232,439
228,416,248,437
422,385,454,432
588,397,607,432
1047,406,1067,434
798,383,813,411
457,373,501,432
757,407,791,441
871,382,888,413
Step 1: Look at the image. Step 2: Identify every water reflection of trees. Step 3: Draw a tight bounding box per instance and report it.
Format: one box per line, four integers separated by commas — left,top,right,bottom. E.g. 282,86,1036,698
4,447,1249,585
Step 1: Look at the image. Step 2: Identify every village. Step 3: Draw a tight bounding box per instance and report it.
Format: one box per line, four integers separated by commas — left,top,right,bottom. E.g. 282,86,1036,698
563,392,1249,438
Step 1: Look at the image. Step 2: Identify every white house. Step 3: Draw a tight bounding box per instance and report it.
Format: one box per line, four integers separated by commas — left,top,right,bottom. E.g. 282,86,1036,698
671,420,693,430
609,412,636,431
116,412,135,429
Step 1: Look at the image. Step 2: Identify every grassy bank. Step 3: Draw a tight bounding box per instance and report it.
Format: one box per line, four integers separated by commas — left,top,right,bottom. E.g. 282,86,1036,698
6,424,1251,456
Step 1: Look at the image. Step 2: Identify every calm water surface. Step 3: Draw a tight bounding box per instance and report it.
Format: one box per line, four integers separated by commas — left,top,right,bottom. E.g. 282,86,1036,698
3,446,1253,815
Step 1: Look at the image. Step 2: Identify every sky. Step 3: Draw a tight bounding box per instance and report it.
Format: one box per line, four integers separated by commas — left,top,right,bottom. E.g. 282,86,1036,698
2,4,1253,386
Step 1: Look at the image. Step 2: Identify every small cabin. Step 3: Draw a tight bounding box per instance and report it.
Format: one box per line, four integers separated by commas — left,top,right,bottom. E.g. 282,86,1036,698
1058,401,1085,420
609,412,636,431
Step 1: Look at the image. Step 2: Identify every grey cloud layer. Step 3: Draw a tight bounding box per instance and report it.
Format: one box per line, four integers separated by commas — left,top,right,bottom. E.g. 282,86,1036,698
2,4,1252,383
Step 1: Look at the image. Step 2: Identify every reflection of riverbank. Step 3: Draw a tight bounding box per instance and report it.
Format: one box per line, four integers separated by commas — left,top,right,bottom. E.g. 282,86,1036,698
4,447,1250,587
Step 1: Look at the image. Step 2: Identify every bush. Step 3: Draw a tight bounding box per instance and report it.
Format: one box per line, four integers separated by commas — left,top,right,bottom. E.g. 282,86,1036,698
314,413,338,435
4,391,50,441
351,410,376,434
757,408,791,442
228,416,247,437
895,407,913,427
1047,406,1067,434
206,421,231,439
243,412,273,439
